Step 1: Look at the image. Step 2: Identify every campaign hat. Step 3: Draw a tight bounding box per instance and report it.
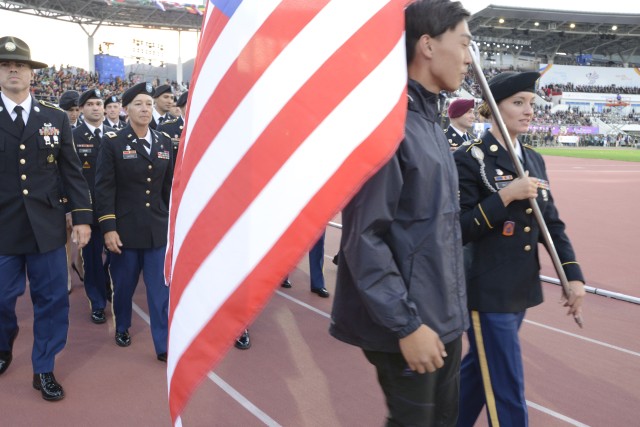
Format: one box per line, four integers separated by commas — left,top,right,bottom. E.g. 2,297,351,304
0,36,48,69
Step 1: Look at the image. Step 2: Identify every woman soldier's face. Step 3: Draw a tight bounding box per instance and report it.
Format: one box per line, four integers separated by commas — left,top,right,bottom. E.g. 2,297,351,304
498,91,536,136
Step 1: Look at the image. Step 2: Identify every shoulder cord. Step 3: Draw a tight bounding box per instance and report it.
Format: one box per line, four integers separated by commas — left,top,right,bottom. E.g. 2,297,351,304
478,160,497,193
470,147,497,193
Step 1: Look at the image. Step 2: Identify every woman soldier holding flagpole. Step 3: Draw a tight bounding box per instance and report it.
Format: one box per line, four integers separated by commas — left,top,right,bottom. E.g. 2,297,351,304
453,70,586,427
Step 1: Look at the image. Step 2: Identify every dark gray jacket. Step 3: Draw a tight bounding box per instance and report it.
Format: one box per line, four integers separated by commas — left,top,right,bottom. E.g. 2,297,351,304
329,80,469,353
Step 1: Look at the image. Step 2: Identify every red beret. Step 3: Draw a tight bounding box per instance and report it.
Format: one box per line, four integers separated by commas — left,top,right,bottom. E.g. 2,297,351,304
447,98,475,119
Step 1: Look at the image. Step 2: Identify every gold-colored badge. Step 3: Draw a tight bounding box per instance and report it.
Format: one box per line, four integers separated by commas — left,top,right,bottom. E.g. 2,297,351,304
47,154,55,163
5,42,16,52
490,144,498,152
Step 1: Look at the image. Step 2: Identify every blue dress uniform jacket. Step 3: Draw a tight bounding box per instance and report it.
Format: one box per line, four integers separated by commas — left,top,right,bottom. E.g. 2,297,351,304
444,125,471,149
453,131,584,313
73,123,115,224
330,80,468,353
0,96,92,255
157,116,183,167
94,125,173,249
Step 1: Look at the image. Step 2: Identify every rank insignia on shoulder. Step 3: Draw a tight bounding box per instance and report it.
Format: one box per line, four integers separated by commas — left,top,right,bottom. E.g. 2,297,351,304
39,100,63,111
106,131,117,138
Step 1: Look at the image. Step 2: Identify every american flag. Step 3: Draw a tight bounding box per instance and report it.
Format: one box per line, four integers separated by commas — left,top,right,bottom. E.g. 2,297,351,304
166,0,407,424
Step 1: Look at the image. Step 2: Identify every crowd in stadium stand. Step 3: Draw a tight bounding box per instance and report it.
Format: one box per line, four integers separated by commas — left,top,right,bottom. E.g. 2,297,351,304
532,105,593,126
541,83,640,95
28,65,638,148
31,65,186,103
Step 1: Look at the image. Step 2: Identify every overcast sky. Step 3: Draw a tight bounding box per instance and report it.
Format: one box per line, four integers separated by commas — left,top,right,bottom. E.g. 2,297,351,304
0,0,634,70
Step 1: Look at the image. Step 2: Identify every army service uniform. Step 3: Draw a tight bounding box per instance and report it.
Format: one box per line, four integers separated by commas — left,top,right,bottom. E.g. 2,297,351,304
0,94,92,374
94,125,173,356
454,132,584,427
156,116,183,167
445,125,472,149
73,121,115,314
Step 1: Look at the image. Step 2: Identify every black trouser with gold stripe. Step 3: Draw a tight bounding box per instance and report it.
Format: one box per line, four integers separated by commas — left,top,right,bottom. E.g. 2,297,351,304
364,336,462,427
457,311,527,427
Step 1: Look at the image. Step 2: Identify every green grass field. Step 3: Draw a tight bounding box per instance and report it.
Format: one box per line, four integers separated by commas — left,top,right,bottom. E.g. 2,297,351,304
535,147,640,162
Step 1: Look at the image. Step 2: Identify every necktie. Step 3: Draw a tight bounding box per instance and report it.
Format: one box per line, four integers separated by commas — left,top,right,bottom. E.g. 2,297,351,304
94,128,101,140
14,106,25,135
141,138,151,152
158,116,165,125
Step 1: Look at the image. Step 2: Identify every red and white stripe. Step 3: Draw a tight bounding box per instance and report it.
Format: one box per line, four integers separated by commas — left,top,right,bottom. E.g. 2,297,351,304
166,1,407,424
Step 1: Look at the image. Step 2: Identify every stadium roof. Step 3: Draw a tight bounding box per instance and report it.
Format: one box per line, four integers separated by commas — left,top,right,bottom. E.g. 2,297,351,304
468,6,640,65
0,0,204,32
1,2,638,66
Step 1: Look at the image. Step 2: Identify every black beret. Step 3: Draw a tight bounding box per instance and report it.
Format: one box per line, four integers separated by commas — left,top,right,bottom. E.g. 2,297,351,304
122,82,155,107
154,84,173,98
176,91,188,108
78,89,102,106
58,90,80,110
104,95,120,107
487,71,541,103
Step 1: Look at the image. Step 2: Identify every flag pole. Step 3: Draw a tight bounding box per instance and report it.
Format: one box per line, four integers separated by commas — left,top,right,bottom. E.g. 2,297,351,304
468,42,583,328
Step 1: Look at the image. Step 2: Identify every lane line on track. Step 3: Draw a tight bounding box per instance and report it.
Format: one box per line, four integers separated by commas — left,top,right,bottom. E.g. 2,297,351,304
275,292,629,426
526,401,590,427
524,319,640,358
132,303,280,426
206,372,282,427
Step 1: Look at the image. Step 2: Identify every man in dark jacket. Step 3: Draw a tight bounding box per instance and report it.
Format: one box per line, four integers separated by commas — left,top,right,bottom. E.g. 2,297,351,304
329,1,472,425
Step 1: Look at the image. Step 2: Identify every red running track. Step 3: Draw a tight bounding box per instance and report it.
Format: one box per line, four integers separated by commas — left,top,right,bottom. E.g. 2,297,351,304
1,155,639,426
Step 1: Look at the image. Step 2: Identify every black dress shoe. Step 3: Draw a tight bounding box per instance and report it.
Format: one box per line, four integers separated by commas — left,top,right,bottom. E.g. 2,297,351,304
234,329,251,350
311,287,330,298
157,353,167,362
91,309,106,324
71,263,84,282
0,328,19,375
115,330,131,347
0,352,11,376
33,372,65,401
280,278,292,289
